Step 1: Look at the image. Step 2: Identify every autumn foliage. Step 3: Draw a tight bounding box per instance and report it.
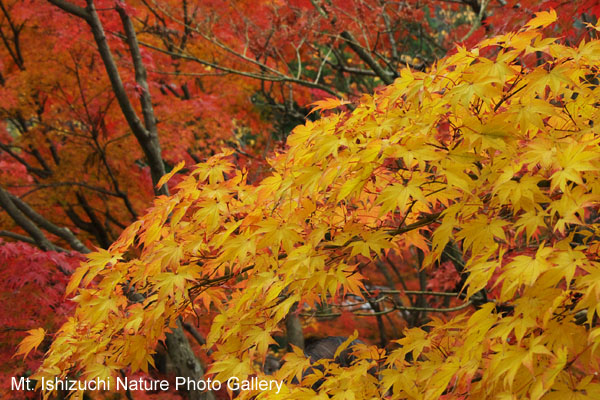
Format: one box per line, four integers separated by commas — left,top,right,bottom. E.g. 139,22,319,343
0,240,81,397
1,0,600,399
9,9,596,399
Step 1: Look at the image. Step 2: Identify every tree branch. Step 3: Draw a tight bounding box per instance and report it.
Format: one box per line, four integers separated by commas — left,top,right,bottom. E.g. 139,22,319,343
7,192,90,253
115,4,160,173
340,31,394,85
50,0,168,196
0,142,51,178
131,36,340,97
0,185,56,251
0,230,36,245
389,212,442,235
75,191,110,248
47,0,90,21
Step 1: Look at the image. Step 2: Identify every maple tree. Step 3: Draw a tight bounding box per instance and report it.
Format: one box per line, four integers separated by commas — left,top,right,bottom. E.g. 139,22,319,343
131,0,600,131
1,0,600,399
13,8,599,399
0,2,479,389
0,240,81,398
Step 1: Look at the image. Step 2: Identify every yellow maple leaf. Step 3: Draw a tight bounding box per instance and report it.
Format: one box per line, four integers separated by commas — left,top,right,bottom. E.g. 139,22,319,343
156,160,185,189
524,9,557,30
15,328,45,359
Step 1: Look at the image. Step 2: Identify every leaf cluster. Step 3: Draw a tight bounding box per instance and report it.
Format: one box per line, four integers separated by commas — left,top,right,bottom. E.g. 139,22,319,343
34,13,600,399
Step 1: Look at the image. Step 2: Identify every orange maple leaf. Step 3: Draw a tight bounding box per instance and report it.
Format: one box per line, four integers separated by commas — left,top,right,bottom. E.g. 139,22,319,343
308,97,351,115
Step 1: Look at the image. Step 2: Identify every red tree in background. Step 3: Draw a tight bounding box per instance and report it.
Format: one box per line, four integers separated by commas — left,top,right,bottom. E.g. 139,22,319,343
0,240,81,398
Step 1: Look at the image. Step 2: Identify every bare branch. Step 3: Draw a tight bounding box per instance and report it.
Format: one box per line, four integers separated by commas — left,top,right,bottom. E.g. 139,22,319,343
0,3,24,69
0,230,36,245
132,36,341,98
0,142,51,178
0,185,56,251
380,3,398,63
461,0,491,42
115,4,158,153
388,212,442,236
50,0,168,196
181,321,207,347
7,192,91,253
74,192,110,248
47,0,90,21
340,31,394,85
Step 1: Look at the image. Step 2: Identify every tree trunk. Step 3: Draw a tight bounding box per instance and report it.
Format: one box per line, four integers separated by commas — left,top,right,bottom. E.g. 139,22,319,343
285,303,305,350
44,2,213,397
165,320,216,400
